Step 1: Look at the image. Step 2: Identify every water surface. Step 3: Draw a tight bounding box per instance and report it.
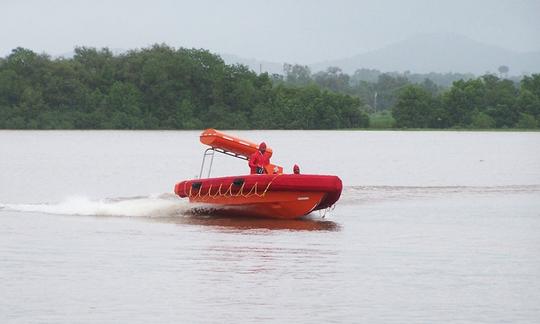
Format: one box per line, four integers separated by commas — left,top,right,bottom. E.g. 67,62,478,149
1,130,539,323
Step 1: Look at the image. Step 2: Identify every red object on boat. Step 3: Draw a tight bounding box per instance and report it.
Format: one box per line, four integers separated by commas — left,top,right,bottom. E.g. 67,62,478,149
174,129,342,219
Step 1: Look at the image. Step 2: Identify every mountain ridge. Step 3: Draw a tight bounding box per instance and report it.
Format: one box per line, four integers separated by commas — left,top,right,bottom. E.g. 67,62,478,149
309,34,540,74
224,33,540,76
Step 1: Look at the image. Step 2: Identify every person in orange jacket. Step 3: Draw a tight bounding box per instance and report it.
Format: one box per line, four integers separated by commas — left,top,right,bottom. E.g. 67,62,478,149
249,142,270,174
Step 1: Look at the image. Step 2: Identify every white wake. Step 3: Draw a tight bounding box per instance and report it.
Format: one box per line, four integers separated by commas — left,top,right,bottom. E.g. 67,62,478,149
0,193,190,217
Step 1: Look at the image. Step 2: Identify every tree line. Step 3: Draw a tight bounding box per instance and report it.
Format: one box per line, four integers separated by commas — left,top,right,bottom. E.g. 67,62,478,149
0,45,368,130
392,74,540,129
279,64,540,129
1,45,538,130
276,64,475,111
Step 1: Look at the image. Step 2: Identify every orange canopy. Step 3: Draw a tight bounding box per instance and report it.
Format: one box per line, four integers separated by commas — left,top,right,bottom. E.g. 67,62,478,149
200,129,273,158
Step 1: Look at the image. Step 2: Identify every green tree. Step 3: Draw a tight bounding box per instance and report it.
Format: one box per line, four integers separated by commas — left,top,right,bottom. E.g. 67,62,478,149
515,113,538,129
470,111,496,128
486,104,518,128
107,81,142,117
443,78,485,126
392,85,432,128
373,74,410,111
515,89,540,118
313,67,350,92
521,74,540,98
283,63,311,86
498,65,509,78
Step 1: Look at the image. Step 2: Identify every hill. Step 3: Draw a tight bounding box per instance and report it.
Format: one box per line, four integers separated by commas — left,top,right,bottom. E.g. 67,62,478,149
309,34,540,75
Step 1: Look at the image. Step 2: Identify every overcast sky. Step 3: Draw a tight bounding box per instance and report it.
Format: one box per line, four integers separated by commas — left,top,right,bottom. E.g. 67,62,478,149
1,0,539,63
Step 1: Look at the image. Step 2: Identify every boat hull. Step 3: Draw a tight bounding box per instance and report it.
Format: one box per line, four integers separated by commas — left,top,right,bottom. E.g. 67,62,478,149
174,174,342,219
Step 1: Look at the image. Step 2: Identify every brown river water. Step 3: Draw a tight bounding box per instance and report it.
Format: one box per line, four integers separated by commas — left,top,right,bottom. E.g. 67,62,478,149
1,130,539,323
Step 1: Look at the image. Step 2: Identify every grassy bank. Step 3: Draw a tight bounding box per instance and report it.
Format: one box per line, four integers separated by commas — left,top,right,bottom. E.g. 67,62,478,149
365,112,539,131
368,112,396,129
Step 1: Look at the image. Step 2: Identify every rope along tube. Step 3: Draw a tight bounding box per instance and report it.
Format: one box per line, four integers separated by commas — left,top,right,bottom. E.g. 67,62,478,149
188,175,281,199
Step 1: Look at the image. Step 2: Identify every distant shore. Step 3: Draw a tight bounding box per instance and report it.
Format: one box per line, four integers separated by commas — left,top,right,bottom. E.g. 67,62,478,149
1,45,539,131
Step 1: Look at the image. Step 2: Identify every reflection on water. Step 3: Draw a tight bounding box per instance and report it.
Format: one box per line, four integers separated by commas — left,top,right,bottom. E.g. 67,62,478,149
153,214,340,232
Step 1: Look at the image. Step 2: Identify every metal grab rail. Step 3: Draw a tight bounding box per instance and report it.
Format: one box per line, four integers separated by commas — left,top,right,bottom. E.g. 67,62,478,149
198,147,248,179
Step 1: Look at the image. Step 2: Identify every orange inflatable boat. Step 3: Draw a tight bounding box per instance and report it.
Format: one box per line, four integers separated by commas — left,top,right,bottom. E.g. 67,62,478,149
174,129,342,219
